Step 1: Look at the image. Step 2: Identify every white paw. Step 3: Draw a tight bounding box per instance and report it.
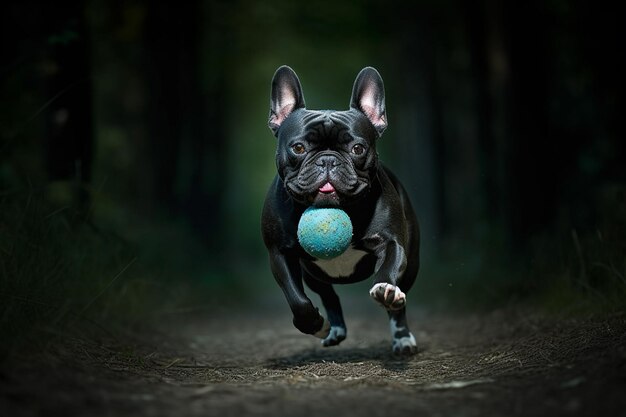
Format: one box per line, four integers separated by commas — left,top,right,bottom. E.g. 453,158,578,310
392,333,417,355
321,325,347,347
312,317,331,339
369,283,406,310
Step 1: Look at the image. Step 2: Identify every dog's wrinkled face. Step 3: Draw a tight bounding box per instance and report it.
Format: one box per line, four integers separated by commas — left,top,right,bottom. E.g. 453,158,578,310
268,66,388,207
275,109,378,207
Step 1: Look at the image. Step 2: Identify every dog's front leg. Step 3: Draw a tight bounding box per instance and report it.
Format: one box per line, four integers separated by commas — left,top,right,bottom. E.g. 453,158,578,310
368,240,418,354
369,240,409,310
269,248,330,338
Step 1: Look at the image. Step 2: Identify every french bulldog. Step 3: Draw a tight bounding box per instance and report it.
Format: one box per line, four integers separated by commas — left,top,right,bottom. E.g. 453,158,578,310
261,66,420,355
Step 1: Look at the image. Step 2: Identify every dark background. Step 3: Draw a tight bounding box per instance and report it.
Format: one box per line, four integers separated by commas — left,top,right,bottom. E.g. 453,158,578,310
1,0,625,352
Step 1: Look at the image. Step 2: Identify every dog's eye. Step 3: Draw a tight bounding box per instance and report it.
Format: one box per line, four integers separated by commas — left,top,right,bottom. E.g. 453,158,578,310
352,144,365,156
291,143,306,155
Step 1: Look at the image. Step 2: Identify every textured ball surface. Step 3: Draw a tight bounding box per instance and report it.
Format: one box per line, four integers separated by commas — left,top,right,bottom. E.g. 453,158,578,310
297,207,353,259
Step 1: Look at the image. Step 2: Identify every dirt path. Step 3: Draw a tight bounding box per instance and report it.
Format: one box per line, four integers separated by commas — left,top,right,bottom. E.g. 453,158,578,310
1,297,625,417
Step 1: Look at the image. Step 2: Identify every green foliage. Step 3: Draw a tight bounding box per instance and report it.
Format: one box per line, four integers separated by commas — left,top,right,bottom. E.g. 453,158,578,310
532,232,626,313
47,30,79,46
412,197,626,314
0,187,221,359
528,185,626,313
0,190,120,355
413,224,523,311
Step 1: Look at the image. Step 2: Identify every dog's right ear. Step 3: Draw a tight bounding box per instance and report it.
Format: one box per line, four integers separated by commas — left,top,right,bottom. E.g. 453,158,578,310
269,66,306,135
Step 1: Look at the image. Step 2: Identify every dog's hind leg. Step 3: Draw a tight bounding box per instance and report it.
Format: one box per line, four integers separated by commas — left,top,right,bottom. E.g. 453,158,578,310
388,307,417,355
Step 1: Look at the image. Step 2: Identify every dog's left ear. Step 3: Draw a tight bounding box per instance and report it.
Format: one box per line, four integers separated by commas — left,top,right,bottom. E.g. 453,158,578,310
350,67,387,135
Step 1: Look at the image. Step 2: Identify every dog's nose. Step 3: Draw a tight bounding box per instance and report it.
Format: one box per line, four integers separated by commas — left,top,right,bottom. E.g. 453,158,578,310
315,155,342,168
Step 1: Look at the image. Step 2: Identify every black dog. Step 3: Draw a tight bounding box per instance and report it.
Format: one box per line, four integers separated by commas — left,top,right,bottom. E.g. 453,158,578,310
261,66,420,355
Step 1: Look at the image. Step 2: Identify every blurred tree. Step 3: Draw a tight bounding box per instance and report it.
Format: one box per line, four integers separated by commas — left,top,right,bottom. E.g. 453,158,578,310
0,1,94,210
392,3,448,252
43,0,93,193
502,1,556,249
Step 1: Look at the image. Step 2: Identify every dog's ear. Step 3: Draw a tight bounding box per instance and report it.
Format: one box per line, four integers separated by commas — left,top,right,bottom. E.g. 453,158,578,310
350,67,387,135
269,66,306,135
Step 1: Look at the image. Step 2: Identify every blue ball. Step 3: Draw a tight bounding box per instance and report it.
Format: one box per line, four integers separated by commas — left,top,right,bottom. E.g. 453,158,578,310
297,207,353,259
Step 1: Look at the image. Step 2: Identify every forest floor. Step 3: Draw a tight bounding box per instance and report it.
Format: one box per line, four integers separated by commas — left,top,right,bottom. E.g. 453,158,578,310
1,294,626,417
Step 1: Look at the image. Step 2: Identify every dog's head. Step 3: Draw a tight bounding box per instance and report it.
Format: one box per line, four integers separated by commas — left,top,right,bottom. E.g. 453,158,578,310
268,66,387,207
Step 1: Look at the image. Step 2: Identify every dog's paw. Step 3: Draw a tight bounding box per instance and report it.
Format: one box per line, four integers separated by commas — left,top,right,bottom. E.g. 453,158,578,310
369,283,406,310
392,333,417,356
321,325,347,347
312,317,331,339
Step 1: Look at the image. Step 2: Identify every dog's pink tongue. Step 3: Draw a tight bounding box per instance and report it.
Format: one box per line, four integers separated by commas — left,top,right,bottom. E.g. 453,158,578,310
319,182,335,193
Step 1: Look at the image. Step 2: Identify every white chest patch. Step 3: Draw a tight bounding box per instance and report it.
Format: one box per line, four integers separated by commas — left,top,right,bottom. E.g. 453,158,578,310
313,245,369,278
